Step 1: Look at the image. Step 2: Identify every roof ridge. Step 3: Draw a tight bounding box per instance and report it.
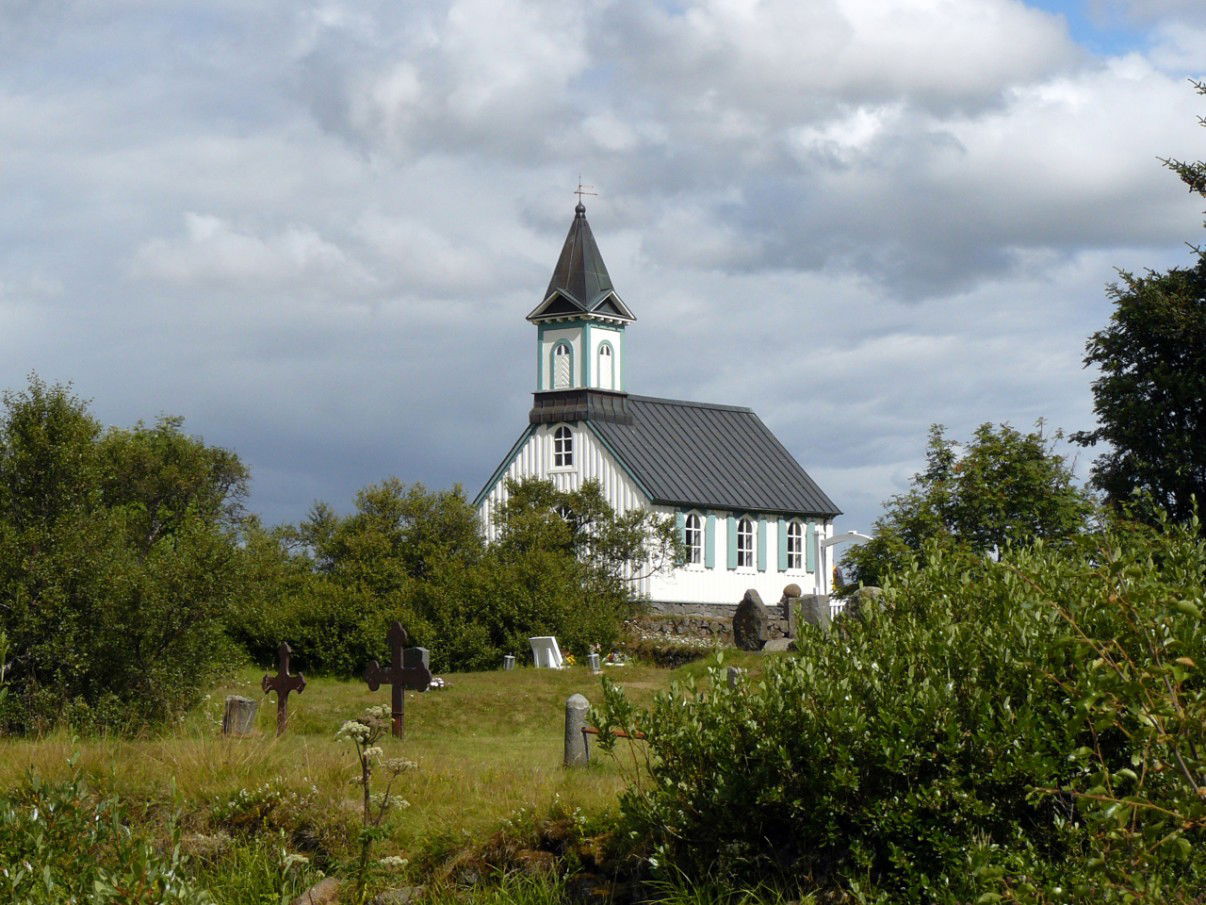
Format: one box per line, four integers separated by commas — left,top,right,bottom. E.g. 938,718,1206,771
626,394,754,414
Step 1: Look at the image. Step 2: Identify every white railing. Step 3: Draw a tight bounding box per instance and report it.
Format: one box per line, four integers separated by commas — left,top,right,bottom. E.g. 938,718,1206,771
829,599,847,621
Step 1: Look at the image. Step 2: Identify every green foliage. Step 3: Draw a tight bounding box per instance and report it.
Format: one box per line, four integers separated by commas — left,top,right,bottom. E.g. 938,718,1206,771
1074,80,1206,528
844,422,1092,589
0,772,214,904
234,477,672,674
601,519,1205,902
0,376,247,732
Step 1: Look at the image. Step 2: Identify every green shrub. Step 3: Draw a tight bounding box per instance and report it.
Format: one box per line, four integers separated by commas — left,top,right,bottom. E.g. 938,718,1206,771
0,772,213,904
0,378,246,732
596,519,1205,902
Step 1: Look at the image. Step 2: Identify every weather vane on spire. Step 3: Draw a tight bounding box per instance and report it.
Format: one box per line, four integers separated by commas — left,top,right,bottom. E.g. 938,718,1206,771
574,177,597,207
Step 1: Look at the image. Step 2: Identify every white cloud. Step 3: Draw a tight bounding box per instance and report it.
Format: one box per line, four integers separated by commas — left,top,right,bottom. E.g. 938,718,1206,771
130,213,375,294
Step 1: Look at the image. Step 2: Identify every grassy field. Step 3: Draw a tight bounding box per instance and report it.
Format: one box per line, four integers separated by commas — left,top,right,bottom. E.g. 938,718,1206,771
0,651,775,902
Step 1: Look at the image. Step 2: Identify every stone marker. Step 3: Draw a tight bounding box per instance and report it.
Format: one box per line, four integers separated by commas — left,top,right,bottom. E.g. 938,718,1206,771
364,621,433,739
726,665,744,688
261,641,306,736
587,652,601,673
290,877,340,905
564,693,590,767
845,585,883,620
222,696,258,736
799,594,831,631
732,588,770,651
762,638,793,652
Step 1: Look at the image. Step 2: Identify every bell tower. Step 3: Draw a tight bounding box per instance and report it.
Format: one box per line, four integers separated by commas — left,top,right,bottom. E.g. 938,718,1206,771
525,202,636,395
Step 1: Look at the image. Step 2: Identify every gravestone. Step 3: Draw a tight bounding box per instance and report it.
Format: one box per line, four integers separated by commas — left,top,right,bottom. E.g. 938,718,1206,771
732,588,769,651
364,621,433,739
780,583,803,636
587,652,601,673
222,696,258,736
844,585,883,621
563,693,590,767
726,665,744,688
261,641,306,736
529,636,565,668
799,594,831,631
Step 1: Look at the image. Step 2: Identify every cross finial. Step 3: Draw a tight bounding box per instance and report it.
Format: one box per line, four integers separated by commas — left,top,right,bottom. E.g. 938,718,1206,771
574,177,597,213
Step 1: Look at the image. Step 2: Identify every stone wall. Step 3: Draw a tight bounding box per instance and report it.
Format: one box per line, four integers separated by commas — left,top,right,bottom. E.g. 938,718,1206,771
631,612,793,642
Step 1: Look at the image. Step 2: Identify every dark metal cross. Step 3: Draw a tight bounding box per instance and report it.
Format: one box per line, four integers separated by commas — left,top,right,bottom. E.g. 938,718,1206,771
574,178,597,204
261,641,306,737
364,621,432,738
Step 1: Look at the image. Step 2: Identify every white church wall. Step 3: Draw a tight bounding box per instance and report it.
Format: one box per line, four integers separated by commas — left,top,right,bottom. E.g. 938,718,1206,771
478,422,654,597
477,424,836,608
538,326,583,390
647,510,833,606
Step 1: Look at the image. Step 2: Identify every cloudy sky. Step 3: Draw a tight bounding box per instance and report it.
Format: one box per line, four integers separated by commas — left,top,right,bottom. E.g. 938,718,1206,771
1,0,1203,535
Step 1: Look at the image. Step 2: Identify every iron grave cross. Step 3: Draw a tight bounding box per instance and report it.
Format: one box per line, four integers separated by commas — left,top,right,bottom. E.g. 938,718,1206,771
261,641,306,736
364,621,432,738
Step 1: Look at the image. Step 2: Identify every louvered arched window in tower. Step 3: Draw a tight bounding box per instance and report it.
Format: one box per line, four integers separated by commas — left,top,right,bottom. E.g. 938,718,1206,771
553,342,572,389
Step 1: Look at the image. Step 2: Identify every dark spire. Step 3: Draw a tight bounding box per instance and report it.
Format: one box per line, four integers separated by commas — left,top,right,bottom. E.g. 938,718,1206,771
544,203,615,311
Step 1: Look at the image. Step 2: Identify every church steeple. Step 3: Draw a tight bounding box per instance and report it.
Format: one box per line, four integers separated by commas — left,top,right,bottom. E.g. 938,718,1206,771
528,203,634,394
527,203,636,324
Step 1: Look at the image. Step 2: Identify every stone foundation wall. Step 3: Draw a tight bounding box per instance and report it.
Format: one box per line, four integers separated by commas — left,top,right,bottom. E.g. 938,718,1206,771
631,613,793,642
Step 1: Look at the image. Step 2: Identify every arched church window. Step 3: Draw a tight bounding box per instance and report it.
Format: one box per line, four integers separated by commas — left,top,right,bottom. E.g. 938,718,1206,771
553,425,573,467
684,513,702,565
597,342,614,391
786,520,804,570
553,342,572,389
737,517,754,568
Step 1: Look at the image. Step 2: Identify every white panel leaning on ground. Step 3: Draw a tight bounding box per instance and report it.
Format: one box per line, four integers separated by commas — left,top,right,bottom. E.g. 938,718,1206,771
529,636,566,669
476,200,844,609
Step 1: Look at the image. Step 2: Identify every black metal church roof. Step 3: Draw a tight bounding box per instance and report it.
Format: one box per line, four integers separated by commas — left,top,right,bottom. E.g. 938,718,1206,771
527,204,634,321
590,394,841,518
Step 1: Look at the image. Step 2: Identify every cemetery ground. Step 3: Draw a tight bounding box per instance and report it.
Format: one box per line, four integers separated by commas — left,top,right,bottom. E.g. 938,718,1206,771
0,652,772,904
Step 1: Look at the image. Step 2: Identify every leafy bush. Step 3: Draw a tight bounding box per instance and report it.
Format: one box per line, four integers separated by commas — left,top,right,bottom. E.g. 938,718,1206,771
597,518,1205,902
0,772,213,904
0,377,246,732
233,478,669,674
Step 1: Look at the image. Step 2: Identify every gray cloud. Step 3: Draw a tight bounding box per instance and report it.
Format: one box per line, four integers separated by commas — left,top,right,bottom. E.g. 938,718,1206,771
0,0,1201,537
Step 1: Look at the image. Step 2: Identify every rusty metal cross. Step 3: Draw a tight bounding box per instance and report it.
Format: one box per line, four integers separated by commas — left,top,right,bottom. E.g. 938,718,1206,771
364,621,432,738
261,641,306,736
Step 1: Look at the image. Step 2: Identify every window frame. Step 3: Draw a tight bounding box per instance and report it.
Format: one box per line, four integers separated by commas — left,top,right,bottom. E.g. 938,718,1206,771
736,517,755,569
786,520,804,571
684,512,703,566
552,424,574,469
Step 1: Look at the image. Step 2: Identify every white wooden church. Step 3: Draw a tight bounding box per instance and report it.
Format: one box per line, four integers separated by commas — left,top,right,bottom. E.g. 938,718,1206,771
475,202,841,608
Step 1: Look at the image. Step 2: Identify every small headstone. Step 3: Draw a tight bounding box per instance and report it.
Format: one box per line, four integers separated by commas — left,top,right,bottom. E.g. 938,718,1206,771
503,654,516,671
587,652,601,673
732,588,769,651
530,636,565,668
564,693,590,767
403,646,430,672
222,696,258,736
845,585,883,620
799,594,831,631
726,665,744,688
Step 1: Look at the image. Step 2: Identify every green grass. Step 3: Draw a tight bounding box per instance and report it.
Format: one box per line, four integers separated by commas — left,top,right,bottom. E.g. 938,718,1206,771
0,652,788,902
0,662,688,855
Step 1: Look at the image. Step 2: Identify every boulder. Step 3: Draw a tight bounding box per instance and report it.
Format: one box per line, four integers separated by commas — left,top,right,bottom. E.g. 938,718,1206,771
290,878,340,905
761,638,793,653
732,589,769,651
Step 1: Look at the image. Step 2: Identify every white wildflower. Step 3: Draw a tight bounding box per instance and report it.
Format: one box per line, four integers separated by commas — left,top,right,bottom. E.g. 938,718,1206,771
379,856,409,871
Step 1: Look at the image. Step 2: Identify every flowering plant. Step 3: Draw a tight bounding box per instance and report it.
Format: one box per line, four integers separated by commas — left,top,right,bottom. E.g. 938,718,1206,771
337,706,416,902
